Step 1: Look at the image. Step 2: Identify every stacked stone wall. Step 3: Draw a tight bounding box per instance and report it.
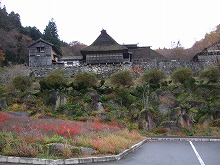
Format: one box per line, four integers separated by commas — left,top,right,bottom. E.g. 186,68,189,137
30,61,214,78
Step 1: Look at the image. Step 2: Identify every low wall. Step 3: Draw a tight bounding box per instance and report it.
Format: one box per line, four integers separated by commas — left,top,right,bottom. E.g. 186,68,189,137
30,61,214,78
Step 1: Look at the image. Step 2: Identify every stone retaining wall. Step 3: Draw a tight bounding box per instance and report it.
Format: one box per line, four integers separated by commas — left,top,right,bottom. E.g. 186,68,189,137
30,61,214,78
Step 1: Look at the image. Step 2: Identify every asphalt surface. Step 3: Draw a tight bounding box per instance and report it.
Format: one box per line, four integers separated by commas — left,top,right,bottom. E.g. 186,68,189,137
92,141,220,165
1,141,220,165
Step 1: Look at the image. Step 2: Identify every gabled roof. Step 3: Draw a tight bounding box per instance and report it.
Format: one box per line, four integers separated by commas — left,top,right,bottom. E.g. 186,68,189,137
28,38,62,56
149,49,167,59
81,30,128,52
28,38,53,47
124,45,167,60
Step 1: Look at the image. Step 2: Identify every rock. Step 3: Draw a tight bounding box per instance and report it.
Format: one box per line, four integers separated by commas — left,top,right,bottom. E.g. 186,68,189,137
159,95,180,109
56,95,67,108
202,115,214,127
138,109,155,131
31,143,42,152
170,98,180,109
97,102,106,120
158,103,169,115
92,93,99,110
48,143,71,156
186,101,205,108
80,147,97,155
25,102,36,109
46,90,57,106
9,111,29,117
161,121,179,130
97,102,104,113
23,94,36,103
47,143,96,156
0,99,7,110
179,114,191,127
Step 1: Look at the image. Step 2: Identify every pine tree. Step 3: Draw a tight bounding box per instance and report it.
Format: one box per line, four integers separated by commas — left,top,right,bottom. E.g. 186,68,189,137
23,26,42,40
42,18,61,52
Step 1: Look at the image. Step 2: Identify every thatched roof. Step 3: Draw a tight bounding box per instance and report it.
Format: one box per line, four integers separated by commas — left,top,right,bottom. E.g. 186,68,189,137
81,30,128,52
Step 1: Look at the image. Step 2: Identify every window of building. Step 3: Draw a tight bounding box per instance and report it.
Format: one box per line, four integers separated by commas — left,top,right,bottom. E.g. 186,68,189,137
37,47,44,53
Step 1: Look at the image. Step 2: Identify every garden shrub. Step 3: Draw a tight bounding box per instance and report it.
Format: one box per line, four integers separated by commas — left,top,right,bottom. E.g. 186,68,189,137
40,134,64,145
114,88,137,108
56,103,86,120
73,72,98,89
199,66,220,83
141,68,165,85
12,76,32,92
211,118,220,127
171,68,193,84
39,69,67,91
0,84,6,99
182,126,194,136
110,70,133,88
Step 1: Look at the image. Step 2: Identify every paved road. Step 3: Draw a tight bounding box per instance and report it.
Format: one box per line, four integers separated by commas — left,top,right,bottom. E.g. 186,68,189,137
1,141,220,165
92,141,220,165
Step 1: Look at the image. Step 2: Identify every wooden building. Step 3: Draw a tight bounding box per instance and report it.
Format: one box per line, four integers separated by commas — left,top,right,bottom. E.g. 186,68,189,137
28,38,62,67
192,42,220,62
81,30,131,64
81,30,166,64
59,56,82,67
124,44,167,62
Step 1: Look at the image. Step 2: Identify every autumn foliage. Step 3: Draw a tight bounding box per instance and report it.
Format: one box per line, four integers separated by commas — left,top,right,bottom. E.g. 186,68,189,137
0,112,120,137
0,112,144,157
156,24,220,60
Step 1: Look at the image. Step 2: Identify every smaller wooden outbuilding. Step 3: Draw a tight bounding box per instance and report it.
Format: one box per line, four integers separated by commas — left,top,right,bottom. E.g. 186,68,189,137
28,38,62,67
192,42,220,62
59,56,82,67
123,44,167,62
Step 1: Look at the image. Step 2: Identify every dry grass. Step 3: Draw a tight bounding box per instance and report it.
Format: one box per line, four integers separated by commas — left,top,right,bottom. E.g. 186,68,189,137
0,112,145,158
73,130,145,154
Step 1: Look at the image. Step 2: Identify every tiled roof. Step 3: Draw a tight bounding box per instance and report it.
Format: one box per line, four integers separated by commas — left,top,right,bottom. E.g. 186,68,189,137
149,49,167,59
127,47,167,60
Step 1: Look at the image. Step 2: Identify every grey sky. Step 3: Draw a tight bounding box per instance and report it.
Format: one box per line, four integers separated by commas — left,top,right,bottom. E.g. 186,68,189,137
2,0,220,49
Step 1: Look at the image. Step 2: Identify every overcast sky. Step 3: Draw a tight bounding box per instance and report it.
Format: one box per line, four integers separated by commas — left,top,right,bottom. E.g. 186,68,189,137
1,0,220,49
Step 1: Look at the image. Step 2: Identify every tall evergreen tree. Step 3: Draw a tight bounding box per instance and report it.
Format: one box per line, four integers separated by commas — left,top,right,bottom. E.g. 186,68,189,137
8,11,22,31
23,26,42,40
0,5,9,30
42,18,61,52
0,5,22,31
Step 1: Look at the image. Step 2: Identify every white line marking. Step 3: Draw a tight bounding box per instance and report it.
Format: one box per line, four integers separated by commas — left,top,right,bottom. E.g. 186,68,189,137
189,141,205,165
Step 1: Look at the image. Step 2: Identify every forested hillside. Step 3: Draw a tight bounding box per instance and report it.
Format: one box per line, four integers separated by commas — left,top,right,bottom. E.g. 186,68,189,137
0,5,85,66
156,25,220,60
0,5,31,65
